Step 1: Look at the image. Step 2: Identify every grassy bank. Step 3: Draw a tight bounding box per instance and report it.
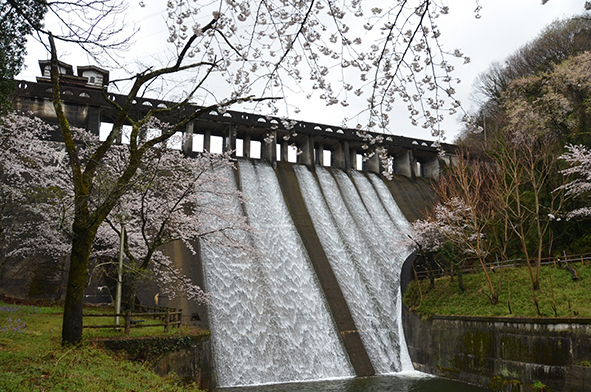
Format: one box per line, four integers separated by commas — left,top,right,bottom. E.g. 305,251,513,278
403,262,591,318
0,303,207,391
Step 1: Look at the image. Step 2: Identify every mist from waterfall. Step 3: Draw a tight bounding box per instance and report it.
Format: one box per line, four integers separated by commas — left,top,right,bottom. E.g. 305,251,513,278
200,160,414,387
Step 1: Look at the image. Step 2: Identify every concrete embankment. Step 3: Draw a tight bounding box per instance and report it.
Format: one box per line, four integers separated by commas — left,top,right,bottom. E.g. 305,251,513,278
402,306,591,391
99,335,212,390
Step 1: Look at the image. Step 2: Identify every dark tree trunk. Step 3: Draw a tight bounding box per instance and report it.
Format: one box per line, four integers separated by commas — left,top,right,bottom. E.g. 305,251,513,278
61,225,95,345
457,268,465,292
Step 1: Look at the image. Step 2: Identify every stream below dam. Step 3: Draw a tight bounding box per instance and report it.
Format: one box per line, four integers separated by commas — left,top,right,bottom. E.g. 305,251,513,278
216,374,490,392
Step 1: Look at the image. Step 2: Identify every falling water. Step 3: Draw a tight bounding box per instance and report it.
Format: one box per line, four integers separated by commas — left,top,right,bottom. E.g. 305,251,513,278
200,160,354,388
293,165,414,374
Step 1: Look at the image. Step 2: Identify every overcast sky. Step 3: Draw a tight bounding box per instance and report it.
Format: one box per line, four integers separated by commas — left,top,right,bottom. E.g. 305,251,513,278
18,0,589,142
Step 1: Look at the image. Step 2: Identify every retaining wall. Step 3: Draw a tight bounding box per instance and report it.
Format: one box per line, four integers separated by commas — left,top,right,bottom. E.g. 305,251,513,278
402,306,591,391
99,335,212,390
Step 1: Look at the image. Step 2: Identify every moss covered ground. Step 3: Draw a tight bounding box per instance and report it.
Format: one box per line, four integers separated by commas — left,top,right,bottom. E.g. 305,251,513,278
403,262,591,318
0,302,207,391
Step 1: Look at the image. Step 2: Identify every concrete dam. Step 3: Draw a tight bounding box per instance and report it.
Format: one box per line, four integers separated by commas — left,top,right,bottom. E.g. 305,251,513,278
13,67,442,388
13,64,591,391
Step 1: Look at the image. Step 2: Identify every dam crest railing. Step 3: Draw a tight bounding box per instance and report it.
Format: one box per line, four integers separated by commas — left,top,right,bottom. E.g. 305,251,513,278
13,78,458,179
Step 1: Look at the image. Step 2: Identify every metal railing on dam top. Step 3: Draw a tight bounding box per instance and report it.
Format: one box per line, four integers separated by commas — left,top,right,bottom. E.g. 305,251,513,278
12,78,458,179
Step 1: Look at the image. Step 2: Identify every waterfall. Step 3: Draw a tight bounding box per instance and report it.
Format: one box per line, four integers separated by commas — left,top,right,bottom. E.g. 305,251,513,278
200,161,354,388
294,165,413,373
200,160,415,387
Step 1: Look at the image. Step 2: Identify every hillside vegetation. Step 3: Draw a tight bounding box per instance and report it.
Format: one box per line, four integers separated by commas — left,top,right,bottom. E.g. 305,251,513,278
404,16,591,309
403,263,591,318
0,302,206,392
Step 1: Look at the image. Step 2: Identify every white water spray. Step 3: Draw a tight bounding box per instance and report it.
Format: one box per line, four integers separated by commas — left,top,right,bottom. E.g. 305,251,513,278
294,165,414,373
200,161,354,388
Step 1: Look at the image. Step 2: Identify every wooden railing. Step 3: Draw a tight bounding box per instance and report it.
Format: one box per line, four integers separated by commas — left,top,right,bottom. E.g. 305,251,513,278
83,307,182,334
414,253,591,281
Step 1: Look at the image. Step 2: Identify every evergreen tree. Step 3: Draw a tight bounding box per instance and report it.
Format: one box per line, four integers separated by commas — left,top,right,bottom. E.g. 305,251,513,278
0,0,47,113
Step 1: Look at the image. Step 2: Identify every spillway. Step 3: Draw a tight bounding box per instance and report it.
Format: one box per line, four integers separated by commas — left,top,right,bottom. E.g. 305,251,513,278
200,161,354,388
200,160,415,387
294,166,413,374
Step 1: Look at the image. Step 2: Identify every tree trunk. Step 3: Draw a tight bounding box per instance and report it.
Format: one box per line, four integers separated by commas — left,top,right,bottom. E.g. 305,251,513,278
61,225,96,345
456,267,465,292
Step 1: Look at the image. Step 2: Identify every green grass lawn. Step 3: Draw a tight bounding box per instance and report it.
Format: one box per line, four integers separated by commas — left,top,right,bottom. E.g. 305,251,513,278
0,303,207,391
403,262,591,318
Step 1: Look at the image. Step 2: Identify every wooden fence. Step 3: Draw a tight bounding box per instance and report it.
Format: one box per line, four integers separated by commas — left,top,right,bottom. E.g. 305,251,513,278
83,307,182,334
414,253,591,281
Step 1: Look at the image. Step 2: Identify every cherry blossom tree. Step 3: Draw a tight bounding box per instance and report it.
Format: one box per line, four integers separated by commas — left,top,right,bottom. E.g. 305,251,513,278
91,126,254,308
0,113,252,312
558,144,591,220
53,123,253,307
404,215,444,288
406,154,500,302
0,113,71,277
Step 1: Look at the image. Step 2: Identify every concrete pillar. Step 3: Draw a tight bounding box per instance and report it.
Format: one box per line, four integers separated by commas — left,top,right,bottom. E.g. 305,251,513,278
87,106,101,136
224,125,237,157
342,141,351,171
281,140,289,162
395,149,413,178
333,142,345,169
365,150,380,174
422,155,440,179
183,121,194,155
262,131,277,163
243,134,251,158
203,129,211,152
349,147,357,170
316,142,324,166
298,135,314,166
